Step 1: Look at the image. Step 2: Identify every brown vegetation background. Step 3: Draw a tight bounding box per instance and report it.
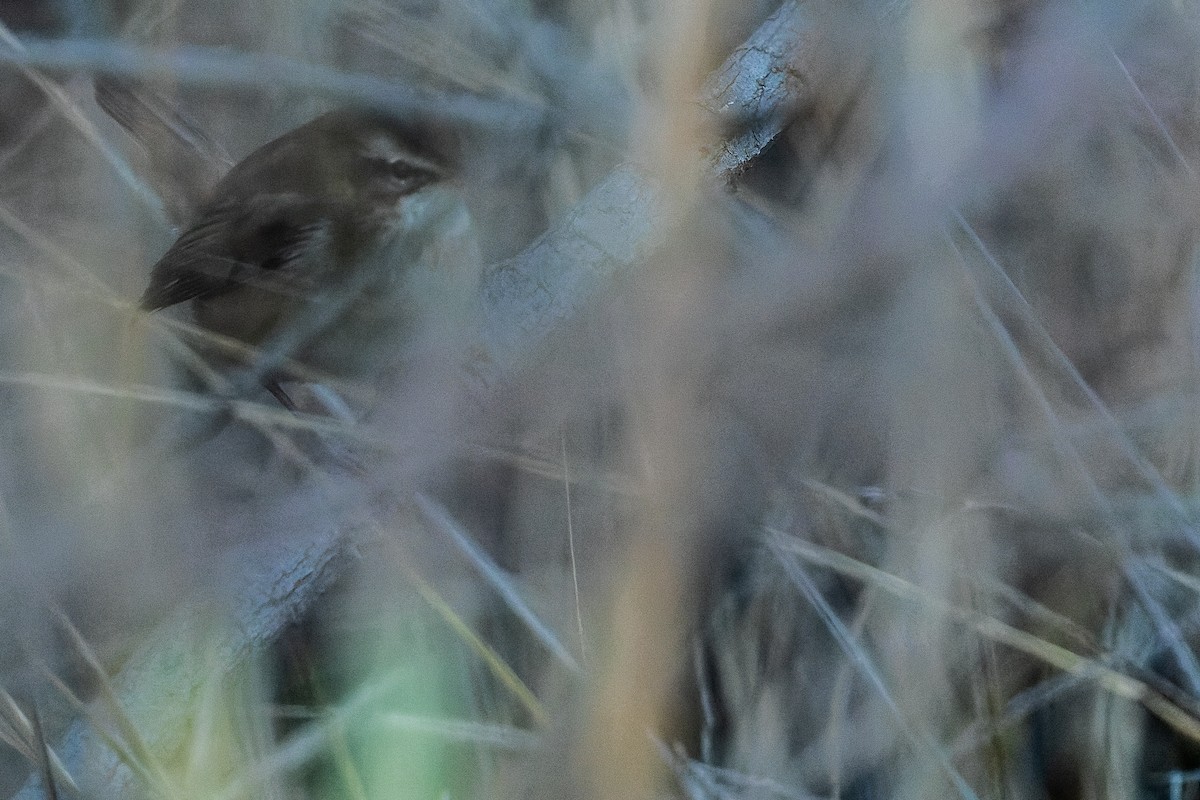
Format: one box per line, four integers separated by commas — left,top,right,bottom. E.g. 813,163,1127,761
2,1,1200,799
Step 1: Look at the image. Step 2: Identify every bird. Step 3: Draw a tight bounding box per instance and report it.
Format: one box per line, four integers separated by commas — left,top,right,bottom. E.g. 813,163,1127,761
138,108,474,411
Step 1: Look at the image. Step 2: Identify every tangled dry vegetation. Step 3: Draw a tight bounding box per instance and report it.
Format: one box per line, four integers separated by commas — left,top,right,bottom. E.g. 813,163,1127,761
2,0,1200,798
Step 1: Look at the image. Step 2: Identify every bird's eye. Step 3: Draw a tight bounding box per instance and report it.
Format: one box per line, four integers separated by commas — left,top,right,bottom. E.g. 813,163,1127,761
356,154,444,198
388,161,441,194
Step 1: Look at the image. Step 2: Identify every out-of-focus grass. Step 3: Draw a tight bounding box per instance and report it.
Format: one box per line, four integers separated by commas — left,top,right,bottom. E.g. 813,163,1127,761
3,1,1200,799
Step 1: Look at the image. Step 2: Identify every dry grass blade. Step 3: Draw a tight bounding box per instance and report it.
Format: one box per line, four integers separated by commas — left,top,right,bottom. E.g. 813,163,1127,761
94,75,234,224
0,688,79,795
947,671,1086,759
370,713,539,750
216,673,537,800
49,611,183,800
39,667,186,800
799,478,888,528
341,1,543,104
1104,45,1194,177
949,224,1200,694
800,479,1099,653
561,434,588,668
951,214,1198,537
0,691,36,763
414,493,580,674
981,578,1097,653
94,76,233,173
0,202,113,295
0,713,32,761
0,370,364,438
766,539,983,800
387,537,552,729
464,440,641,498
0,38,540,134
771,531,1200,745
0,21,168,223
651,733,814,800
27,701,57,800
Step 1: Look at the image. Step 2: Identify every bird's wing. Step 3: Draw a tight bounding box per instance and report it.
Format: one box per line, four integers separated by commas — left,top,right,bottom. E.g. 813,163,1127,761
140,196,334,311
141,207,242,310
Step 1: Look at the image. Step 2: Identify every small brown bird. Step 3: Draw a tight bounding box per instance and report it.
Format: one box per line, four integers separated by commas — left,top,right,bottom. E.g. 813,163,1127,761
141,108,472,409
